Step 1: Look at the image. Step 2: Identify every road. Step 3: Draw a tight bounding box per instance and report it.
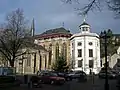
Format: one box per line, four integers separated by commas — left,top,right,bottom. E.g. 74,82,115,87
6,76,118,90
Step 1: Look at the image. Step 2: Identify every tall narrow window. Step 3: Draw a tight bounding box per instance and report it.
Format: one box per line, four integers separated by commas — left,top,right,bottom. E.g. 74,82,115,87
117,59,120,67
27,54,31,66
89,49,93,57
78,49,82,57
117,59,120,63
48,44,52,65
72,50,74,56
62,43,67,60
56,43,59,60
78,60,82,67
72,43,73,48
33,53,36,73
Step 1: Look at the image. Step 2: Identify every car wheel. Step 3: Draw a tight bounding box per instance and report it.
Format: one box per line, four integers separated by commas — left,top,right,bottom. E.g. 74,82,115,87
50,80,54,85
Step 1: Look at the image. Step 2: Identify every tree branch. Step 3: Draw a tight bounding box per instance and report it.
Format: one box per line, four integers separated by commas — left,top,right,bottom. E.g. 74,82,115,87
15,50,27,57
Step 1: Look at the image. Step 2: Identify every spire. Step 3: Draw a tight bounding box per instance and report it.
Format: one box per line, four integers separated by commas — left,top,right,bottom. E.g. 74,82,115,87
31,18,35,37
62,22,64,28
83,14,87,22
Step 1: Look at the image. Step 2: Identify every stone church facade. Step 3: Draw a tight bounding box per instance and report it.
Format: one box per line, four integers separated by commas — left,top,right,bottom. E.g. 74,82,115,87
34,27,72,69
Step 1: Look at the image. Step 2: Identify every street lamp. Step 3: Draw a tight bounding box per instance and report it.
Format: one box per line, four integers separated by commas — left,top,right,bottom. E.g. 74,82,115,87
100,30,111,90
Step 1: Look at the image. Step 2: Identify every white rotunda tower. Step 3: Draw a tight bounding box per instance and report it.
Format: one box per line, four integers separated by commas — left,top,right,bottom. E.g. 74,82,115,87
70,20,101,74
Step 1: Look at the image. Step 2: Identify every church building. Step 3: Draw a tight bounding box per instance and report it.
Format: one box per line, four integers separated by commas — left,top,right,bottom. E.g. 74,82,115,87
70,20,101,74
34,27,72,70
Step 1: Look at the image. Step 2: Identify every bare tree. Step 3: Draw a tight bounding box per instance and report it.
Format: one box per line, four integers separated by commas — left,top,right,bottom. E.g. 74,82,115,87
62,0,120,18
0,8,33,67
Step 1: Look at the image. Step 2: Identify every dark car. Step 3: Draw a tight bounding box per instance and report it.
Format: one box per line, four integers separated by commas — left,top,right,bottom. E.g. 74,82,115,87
28,76,42,88
52,72,72,81
76,71,87,82
0,75,21,88
67,71,87,80
39,72,65,85
98,71,117,79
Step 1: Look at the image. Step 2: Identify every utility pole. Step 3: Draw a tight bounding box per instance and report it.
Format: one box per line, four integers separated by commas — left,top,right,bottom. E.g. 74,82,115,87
104,31,109,90
100,30,111,90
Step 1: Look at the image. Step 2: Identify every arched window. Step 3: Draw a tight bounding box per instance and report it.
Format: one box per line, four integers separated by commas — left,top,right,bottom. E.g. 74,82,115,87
56,43,59,60
27,54,31,66
48,44,52,65
62,42,67,60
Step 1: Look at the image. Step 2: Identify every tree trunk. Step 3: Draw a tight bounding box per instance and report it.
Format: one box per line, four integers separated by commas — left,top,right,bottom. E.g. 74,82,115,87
10,60,14,67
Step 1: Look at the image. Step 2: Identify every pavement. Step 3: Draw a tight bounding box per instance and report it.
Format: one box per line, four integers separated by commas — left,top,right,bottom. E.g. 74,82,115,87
3,76,118,90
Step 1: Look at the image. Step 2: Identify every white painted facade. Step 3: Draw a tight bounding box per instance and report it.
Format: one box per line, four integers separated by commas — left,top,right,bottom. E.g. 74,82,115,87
70,22,101,74
102,46,120,71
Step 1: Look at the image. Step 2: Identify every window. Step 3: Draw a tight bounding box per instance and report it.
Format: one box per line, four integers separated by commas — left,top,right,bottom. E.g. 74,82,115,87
117,59,120,63
78,49,82,57
82,27,88,31
56,43,59,60
89,60,93,68
78,60,82,67
62,43,67,60
27,54,31,66
78,42,82,46
48,44,52,65
117,59,120,67
89,49,93,57
89,42,93,45
82,27,85,31
72,43,73,48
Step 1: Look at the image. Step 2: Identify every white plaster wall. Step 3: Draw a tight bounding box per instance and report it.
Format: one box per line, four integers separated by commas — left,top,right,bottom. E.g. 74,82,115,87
70,35,100,74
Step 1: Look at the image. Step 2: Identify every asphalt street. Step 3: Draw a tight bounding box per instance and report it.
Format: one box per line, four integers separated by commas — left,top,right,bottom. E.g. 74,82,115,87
4,76,117,90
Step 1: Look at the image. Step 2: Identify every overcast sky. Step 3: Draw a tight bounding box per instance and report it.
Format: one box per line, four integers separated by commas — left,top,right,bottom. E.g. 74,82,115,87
0,0,120,35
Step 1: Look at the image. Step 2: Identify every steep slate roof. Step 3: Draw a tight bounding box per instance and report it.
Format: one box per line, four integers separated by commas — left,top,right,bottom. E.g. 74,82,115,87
41,27,71,35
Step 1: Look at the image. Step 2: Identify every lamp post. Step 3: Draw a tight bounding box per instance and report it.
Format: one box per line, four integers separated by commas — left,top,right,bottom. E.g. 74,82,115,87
100,30,111,90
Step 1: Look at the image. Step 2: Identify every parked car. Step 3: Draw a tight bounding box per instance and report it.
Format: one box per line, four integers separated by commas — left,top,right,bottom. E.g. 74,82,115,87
98,71,117,79
0,75,21,88
67,71,87,79
37,70,49,75
39,72,65,85
51,72,72,81
28,76,42,88
76,71,87,82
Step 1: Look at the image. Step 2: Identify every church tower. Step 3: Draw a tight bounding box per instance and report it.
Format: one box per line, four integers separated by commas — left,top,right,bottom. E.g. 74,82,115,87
70,17,101,74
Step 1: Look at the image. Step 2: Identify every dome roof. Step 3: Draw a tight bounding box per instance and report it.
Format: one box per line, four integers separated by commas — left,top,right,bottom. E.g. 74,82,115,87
79,22,90,27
